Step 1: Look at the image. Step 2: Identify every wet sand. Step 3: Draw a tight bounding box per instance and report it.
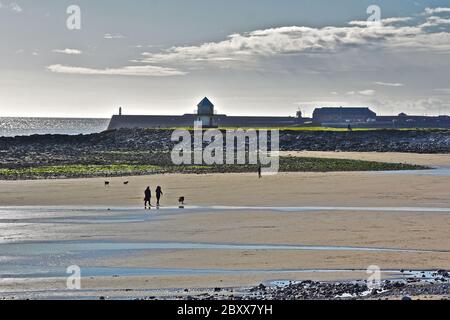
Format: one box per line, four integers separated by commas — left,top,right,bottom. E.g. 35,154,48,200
0,152,449,299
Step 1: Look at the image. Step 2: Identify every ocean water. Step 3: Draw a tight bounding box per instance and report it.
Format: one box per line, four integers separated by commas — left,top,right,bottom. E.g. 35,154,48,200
0,117,110,137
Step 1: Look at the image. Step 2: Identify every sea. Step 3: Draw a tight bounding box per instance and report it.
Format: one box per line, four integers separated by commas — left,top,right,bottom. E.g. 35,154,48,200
0,117,111,137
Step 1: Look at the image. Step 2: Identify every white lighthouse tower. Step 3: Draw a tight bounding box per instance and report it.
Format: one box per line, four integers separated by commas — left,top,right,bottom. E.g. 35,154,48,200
196,97,217,128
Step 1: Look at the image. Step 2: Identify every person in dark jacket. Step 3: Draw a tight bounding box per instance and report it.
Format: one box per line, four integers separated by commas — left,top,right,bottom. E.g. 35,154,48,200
155,186,163,207
144,187,151,209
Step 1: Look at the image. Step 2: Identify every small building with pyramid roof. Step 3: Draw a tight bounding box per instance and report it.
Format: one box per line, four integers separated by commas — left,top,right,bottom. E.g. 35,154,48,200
196,97,217,127
197,97,214,113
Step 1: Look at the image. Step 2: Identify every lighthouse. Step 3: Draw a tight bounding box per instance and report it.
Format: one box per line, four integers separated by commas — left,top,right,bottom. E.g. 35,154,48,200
196,97,217,128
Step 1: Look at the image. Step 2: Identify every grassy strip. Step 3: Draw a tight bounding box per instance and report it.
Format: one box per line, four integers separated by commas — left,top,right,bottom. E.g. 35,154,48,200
0,157,426,180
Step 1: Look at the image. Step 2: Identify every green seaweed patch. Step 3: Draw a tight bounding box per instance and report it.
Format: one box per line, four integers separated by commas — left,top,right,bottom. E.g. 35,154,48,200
278,156,426,172
0,157,427,180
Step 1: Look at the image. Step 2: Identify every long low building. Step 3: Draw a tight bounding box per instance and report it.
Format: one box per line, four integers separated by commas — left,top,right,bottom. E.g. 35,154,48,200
313,107,377,124
108,97,303,129
107,114,303,129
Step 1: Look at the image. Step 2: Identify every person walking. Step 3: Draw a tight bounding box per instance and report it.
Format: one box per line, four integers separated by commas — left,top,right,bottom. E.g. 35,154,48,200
144,187,151,209
155,186,163,207
258,164,262,179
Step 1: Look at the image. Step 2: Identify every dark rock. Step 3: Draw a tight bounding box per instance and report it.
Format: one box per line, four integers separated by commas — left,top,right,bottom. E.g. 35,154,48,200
437,270,449,278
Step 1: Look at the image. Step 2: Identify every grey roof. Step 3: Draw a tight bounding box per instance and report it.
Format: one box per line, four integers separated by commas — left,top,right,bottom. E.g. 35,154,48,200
313,107,376,116
197,97,214,108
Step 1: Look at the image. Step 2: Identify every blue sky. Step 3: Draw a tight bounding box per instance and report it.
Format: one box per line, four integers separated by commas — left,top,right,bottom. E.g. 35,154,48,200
1,0,450,117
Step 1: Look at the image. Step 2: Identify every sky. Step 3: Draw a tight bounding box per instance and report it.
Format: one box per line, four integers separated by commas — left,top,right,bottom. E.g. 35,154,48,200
1,0,450,118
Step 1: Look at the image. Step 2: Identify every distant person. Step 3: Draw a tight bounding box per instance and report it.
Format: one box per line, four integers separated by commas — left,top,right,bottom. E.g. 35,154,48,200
178,197,185,209
258,165,262,179
348,124,353,131
144,187,151,209
155,186,163,207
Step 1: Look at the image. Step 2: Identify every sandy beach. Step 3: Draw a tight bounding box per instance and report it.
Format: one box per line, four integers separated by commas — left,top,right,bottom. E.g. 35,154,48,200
0,152,449,299
0,152,449,208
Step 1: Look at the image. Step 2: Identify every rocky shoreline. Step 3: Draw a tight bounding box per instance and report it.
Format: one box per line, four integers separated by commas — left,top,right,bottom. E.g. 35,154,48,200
157,270,449,301
1,128,449,155
0,129,446,179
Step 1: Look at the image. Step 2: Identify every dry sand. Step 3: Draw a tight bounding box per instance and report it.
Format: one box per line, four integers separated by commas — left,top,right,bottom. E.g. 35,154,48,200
0,170,449,208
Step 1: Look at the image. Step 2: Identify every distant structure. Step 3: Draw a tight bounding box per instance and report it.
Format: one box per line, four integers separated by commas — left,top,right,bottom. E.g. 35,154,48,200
106,98,450,130
377,113,450,128
107,97,303,130
311,107,450,128
313,107,377,125
196,97,216,128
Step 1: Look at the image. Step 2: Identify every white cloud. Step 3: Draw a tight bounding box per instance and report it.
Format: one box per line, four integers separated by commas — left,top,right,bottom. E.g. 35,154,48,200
0,2,23,13
359,89,376,96
9,2,21,12
104,33,125,40
349,17,412,27
374,82,404,87
46,64,187,77
143,26,428,63
424,7,450,15
420,16,450,28
346,90,375,96
52,49,83,55
382,17,413,24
